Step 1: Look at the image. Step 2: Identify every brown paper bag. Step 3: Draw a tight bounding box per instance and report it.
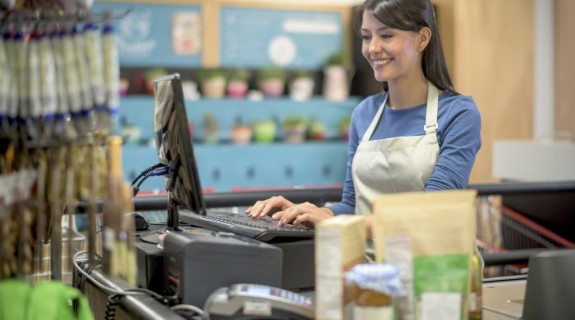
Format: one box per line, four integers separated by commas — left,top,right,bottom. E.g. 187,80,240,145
372,190,477,320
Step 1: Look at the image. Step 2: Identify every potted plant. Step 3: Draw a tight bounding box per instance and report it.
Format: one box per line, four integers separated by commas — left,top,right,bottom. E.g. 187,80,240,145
231,116,252,144
282,116,307,143
338,115,351,141
252,119,277,143
257,66,286,98
323,51,350,101
307,118,327,141
289,70,315,101
202,112,219,144
198,68,226,99
226,68,250,99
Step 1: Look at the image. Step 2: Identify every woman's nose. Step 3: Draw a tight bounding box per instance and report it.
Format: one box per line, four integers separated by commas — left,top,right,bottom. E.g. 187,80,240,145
368,38,381,54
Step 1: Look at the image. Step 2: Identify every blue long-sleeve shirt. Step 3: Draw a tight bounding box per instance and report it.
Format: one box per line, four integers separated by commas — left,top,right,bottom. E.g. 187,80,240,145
328,91,482,215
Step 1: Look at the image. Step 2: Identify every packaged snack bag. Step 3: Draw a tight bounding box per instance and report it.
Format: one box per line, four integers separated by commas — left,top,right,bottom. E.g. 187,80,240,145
372,190,477,320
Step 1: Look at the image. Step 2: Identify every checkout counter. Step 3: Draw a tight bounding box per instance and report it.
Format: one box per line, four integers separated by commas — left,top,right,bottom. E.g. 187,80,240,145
74,182,575,320
78,247,575,320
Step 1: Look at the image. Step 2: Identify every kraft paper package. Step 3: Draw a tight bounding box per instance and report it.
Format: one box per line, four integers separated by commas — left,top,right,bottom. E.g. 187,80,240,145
315,215,367,320
372,190,477,320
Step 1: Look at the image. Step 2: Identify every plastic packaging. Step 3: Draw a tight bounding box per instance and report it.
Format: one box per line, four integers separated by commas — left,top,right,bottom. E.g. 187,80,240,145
101,21,120,135
38,29,57,139
346,263,404,320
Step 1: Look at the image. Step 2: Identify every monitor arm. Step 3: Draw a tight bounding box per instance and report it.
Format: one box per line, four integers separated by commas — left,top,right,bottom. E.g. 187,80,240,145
166,154,183,231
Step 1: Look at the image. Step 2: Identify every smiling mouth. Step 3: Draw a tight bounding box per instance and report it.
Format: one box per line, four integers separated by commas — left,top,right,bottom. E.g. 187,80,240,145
372,58,393,67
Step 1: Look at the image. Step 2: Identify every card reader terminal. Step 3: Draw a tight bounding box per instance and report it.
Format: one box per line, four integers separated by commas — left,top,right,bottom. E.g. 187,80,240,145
204,283,314,320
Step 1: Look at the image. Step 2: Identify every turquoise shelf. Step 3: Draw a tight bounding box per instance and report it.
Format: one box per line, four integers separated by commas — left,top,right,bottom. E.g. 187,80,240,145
118,95,359,142
124,142,348,192
119,96,357,192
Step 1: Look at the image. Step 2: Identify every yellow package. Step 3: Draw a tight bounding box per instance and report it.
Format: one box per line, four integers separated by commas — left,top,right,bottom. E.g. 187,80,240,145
372,190,477,320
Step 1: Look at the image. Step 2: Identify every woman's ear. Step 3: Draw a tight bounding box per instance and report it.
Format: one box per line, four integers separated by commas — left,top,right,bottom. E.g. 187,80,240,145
417,27,432,52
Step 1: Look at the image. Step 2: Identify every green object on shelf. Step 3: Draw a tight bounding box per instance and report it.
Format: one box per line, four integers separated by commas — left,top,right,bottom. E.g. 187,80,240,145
198,68,226,81
257,65,286,81
307,118,327,141
324,51,350,67
283,116,306,126
228,67,250,81
338,115,352,139
202,113,220,144
252,119,277,143
283,116,307,143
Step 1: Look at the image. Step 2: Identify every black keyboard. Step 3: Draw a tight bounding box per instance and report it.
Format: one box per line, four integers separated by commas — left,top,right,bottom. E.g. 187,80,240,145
179,209,314,242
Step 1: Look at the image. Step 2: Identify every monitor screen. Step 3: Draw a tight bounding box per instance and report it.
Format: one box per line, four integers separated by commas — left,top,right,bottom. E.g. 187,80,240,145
153,73,206,215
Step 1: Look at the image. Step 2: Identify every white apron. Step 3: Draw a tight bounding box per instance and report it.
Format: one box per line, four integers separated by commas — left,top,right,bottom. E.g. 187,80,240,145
352,81,440,216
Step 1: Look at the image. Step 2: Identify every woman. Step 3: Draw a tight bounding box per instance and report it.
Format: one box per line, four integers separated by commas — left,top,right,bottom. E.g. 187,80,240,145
246,0,481,232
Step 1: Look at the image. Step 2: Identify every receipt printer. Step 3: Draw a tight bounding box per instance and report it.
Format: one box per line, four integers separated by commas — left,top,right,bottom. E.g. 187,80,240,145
163,230,283,307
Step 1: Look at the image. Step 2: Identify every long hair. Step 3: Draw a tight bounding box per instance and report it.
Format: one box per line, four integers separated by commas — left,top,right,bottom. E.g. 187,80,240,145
355,0,458,95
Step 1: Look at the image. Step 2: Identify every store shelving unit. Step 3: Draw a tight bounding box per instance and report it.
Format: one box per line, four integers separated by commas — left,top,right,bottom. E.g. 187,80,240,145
119,95,360,191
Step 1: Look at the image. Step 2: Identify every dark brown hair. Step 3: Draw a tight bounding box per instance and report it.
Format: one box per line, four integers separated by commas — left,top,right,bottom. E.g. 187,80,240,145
355,0,458,95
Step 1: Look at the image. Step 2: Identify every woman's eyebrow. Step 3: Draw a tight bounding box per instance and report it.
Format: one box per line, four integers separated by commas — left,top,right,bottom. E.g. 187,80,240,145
361,26,391,33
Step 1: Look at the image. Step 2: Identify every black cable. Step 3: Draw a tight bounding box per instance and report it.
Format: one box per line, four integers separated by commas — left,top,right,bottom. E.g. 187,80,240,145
132,170,159,196
75,260,101,292
130,162,164,187
132,166,169,196
105,293,121,320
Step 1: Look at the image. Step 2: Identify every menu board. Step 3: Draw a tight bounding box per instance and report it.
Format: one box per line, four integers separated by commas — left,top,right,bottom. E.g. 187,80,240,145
92,2,202,67
220,7,344,69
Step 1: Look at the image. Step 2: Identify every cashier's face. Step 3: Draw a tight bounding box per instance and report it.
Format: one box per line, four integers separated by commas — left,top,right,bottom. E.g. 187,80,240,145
360,11,425,83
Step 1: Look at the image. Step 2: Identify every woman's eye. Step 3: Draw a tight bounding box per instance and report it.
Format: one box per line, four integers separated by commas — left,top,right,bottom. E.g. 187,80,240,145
380,34,392,39
361,35,371,41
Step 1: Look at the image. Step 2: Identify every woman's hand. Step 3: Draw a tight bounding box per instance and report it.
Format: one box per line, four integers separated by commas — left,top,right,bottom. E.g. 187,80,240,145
245,196,295,219
275,202,334,228
245,197,335,229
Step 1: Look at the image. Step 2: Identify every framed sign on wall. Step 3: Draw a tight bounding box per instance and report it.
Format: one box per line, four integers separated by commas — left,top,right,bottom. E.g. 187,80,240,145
219,7,344,69
93,2,203,67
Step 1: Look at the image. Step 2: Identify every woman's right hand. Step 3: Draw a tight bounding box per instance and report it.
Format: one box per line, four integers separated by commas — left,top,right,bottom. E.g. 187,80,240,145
245,196,295,219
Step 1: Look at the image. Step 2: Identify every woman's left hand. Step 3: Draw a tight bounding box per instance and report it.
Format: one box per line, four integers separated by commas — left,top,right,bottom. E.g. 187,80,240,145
273,202,334,228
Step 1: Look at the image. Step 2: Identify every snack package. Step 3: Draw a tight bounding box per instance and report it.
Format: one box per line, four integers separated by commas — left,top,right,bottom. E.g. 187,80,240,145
315,215,366,320
345,263,405,319
372,190,477,320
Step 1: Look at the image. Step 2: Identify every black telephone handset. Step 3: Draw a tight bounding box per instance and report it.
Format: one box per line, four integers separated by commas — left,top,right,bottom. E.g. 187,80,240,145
203,284,314,320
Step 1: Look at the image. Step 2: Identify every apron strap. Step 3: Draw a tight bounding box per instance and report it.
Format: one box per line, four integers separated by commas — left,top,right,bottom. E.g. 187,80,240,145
424,81,439,134
361,95,386,142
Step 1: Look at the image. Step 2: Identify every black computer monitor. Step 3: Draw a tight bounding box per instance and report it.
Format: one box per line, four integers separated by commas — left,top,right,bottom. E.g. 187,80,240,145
140,73,206,243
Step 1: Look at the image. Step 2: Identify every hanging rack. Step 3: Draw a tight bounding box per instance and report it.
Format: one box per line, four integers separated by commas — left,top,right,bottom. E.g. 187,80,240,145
0,7,131,26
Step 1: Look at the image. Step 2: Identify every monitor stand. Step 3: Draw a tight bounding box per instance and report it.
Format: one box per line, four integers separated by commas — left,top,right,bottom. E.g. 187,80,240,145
139,196,212,244
140,197,183,245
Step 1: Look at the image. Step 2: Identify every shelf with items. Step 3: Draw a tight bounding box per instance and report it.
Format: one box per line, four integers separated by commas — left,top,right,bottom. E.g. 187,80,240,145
118,95,359,146
118,95,358,192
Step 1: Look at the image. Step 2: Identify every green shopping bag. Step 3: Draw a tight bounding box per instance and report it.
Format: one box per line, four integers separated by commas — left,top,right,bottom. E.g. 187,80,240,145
0,279,94,320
